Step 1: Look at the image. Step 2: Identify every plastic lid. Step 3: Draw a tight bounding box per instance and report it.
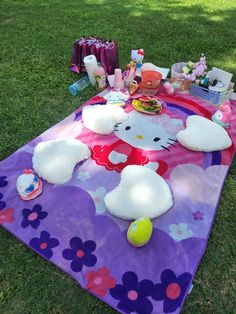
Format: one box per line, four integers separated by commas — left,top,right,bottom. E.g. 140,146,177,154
141,70,162,81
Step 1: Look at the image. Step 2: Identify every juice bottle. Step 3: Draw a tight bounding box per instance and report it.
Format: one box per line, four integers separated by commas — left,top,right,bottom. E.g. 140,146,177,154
94,65,106,90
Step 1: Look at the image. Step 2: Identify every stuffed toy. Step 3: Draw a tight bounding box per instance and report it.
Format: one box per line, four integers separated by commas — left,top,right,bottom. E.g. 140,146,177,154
211,100,232,128
16,169,43,200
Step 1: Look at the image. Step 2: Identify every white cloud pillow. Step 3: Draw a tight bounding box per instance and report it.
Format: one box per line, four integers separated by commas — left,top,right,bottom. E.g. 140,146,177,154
82,104,128,135
104,165,173,220
33,138,90,184
177,115,232,152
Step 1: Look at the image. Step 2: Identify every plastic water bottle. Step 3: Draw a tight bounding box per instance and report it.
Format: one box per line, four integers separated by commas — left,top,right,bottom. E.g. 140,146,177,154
69,76,90,95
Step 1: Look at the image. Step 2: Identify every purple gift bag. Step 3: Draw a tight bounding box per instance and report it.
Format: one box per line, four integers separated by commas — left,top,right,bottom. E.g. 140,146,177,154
70,36,119,75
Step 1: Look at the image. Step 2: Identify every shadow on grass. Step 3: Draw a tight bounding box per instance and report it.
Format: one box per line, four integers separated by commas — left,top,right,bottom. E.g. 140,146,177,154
1,0,236,76
0,1,236,314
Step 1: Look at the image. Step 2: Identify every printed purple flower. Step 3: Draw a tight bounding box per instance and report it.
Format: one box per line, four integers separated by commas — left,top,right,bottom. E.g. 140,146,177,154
0,176,8,188
152,269,192,313
62,237,97,272
0,193,6,210
29,231,59,259
21,204,48,229
110,271,154,314
193,210,204,221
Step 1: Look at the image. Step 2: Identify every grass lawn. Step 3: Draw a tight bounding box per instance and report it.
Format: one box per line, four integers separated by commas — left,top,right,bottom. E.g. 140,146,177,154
0,0,236,313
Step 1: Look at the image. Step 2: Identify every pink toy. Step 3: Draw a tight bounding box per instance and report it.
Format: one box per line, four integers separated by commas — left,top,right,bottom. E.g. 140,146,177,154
16,169,43,201
211,100,231,128
124,67,136,87
113,68,124,89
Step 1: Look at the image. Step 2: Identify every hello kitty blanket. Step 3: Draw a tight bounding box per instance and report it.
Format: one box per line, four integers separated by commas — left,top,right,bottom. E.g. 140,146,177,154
1,91,236,314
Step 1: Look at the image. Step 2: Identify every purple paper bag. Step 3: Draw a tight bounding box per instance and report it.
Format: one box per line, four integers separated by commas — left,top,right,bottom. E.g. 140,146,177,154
70,36,119,75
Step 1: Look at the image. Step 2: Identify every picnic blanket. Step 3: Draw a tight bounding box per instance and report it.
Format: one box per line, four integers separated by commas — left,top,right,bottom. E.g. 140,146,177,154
1,91,236,314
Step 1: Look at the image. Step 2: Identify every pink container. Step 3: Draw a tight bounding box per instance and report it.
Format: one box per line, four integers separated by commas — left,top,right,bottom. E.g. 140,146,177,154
113,68,124,89
141,70,162,95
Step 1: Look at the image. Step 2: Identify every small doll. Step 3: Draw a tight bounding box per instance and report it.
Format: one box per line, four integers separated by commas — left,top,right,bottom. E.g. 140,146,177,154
211,100,231,128
131,49,144,68
126,49,145,75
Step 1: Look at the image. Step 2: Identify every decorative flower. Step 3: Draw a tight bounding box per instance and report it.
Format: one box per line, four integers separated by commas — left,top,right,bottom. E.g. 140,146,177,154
192,210,204,221
110,271,154,314
187,61,194,67
77,171,90,182
62,237,97,272
0,176,8,188
182,72,196,81
0,193,13,225
29,231,59,259
194,54,207,76
194,65,205,77
0,193,6,210
0,208,14,224
21,204,48,229
88,187,107,214
85,267,116,297
182,66,189,74
169,223,193,241
181,54,207,82
152,269,192,313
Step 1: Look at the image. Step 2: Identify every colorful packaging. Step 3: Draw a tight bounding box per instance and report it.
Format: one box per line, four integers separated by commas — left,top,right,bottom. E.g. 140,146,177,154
70,36,119,75
94,65,106,90
69,77,90,95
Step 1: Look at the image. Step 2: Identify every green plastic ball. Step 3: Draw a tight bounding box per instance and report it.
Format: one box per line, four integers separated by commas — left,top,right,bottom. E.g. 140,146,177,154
127,216,153,247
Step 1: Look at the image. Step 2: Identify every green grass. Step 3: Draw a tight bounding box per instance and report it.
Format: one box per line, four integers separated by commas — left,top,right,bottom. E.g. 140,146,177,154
0,0,236,313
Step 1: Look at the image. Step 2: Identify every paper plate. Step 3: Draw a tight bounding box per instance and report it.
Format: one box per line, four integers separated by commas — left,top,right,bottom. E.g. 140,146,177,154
131,99,164,115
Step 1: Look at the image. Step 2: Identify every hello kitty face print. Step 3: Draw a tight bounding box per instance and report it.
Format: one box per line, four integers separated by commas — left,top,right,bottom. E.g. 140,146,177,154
114,111,183,151
90,110,184,176
131,49,144,64
77,95,218,178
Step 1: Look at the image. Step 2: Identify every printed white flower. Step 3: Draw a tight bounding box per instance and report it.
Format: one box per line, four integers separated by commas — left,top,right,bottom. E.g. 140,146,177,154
152,114,183,135
89,187,107,214
169,223,193,241
77,171,90,182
